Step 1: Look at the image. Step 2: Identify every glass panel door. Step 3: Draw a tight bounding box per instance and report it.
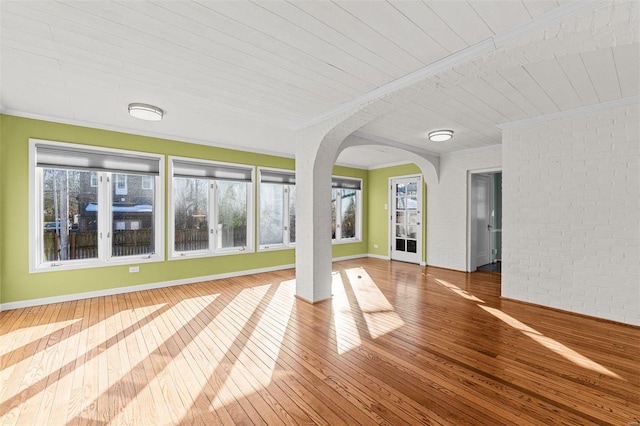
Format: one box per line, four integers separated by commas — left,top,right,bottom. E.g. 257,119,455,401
390,176,422,264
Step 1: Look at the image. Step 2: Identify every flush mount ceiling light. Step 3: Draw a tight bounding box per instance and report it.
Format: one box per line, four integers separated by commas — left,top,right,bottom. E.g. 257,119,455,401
128,103,163,121
428,129,454,142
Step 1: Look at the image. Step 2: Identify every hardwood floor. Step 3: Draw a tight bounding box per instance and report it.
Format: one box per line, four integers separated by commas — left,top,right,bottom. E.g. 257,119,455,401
1,258,638,425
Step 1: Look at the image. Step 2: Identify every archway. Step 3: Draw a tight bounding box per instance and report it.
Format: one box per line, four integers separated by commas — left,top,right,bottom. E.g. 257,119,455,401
294,121,440,303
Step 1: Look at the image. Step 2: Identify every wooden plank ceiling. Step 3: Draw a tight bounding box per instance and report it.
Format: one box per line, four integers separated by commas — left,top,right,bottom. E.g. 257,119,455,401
0,1,638,167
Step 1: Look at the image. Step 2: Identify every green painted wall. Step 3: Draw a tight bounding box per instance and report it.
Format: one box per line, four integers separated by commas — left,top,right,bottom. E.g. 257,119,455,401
493,172,502,262
0,115,367,304
367,164,427,263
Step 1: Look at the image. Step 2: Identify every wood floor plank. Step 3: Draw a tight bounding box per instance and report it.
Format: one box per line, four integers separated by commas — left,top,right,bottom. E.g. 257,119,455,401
0,303,62,424
31,300,79,426
176,278,372,426
65,298,93,424
1,258,638,425
163,282,286,425
44,298,86,425
173,284,264,424
235,280,509,425
128,289,182,425
134,285,208,425
216,277,456,425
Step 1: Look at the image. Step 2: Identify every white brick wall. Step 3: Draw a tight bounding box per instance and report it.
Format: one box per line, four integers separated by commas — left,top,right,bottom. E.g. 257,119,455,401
427,146,502,271
502,103,639,326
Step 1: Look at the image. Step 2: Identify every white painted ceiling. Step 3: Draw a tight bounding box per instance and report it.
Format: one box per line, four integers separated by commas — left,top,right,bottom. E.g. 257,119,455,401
1,1,638,168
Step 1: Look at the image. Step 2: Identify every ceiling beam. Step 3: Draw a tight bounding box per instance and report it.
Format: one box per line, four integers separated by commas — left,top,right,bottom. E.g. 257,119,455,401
290,0,606,132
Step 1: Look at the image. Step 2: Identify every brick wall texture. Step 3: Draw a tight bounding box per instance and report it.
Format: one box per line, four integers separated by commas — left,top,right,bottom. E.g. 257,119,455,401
502,104,639,325
427,146,501,271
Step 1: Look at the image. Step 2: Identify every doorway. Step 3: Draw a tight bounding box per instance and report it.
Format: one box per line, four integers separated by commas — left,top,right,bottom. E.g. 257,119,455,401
468,171,502,272
389,175,423,264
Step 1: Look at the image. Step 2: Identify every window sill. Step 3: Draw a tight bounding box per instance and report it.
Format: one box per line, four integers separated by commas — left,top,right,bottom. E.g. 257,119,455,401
332,239,362,245
258,244,295,252
31,254,164,274
169,247,255,260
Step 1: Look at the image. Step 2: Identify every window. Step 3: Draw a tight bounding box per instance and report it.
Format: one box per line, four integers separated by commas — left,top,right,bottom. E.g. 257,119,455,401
114,174,128,195
173,177,209,253
30,140,164,271
170,157,254,258
259,169,295,249
141,175,153,190
217,180,248,249
332,176,362,242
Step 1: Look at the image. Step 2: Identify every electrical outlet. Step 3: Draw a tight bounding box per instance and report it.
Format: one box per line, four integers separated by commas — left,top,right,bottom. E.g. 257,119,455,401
129,266,139,273
374,244,379,249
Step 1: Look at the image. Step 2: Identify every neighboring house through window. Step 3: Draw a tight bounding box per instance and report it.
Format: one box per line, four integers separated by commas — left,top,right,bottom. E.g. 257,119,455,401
30,139,164,272
141,175,153,190
114,174,128,195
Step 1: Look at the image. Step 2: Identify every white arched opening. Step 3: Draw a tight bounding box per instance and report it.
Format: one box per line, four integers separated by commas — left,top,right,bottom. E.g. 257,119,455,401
294,124,441,303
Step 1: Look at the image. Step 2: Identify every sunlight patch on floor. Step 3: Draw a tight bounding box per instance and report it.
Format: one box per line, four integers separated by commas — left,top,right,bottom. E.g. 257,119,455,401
171,285,269,415
100,295,221,425
0,301,170,415
0,318,83,357
480,305,623,379
345,267,404,339
209,281,293,410
435,279,485,303
212,279,296,413
331,272,362,355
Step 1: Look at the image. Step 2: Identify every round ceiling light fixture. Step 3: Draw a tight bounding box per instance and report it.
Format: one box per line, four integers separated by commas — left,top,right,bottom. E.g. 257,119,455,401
128,103,164,121
428,129,454,142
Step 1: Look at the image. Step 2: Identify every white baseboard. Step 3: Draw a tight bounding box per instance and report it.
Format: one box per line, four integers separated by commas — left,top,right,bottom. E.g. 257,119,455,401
0,263,295,311
1,254,399,311
331,254,369,262
367,253,390,261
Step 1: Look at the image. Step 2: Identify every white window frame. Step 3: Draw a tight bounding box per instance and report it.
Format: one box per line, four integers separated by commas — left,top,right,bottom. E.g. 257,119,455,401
332,175,363,244
258,168,296,251
169,156,255,260
114,174,128,195
29,139,165,273
141,175,153,190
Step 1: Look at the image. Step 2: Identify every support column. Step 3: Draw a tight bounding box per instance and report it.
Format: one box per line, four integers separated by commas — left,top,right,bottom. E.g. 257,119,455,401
294,130,335,303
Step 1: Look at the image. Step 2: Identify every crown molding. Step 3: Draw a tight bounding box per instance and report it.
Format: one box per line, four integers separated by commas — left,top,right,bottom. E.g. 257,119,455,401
497,96,640,130
290,0,606,132
366,160,415,171
1,109,296,160
333,160,369,170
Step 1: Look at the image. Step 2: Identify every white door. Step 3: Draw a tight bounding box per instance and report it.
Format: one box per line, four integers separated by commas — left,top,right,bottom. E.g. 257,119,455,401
390,176,422,264
471,174,492,268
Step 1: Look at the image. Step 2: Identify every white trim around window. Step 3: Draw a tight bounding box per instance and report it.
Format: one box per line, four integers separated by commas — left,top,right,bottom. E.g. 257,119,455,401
169,156,255,260
332,175,363,244
258,167,296,251
29,139,165,273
